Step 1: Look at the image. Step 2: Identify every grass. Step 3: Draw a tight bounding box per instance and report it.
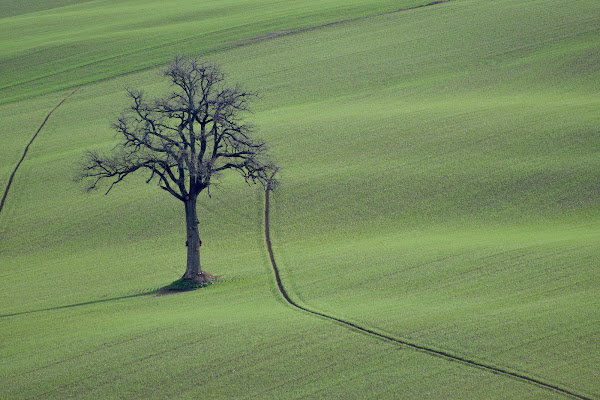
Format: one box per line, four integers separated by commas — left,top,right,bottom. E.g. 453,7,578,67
1,0,599,398
0,0,427,104
1,282,556,399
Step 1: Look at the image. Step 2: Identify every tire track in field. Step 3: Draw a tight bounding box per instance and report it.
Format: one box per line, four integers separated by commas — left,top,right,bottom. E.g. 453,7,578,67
0,90,76,214
263,177,593,400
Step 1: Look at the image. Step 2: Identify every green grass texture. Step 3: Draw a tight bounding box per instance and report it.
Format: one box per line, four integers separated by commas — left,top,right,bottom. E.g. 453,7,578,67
1,0,599,398
0,0,426,104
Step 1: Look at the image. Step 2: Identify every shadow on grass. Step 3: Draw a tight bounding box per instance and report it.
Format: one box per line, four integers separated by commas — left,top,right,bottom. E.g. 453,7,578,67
0,289,159,319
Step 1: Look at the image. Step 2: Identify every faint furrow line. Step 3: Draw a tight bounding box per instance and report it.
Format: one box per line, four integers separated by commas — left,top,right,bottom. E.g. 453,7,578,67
263,176,593,400
0,89,77,214
1,0,451,105
238,0,453,46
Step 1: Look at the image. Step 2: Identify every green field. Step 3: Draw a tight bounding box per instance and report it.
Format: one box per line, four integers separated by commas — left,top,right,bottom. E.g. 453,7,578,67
1,0,599,398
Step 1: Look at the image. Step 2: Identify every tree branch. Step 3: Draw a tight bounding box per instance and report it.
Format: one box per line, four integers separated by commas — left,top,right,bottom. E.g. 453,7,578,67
79,56,277,202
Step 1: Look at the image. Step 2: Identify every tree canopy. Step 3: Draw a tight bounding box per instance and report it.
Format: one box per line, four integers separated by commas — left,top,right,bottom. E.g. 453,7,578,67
80,56,278,283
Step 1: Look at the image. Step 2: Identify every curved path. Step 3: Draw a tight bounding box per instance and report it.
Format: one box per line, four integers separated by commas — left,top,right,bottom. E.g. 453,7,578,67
263,180,592,400
0,90,77,215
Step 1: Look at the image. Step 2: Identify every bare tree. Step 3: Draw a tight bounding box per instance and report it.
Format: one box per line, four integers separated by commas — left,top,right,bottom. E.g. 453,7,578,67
80,56,277,284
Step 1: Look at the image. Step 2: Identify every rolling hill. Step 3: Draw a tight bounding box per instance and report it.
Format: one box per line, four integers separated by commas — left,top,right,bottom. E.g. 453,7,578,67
1,0,598,398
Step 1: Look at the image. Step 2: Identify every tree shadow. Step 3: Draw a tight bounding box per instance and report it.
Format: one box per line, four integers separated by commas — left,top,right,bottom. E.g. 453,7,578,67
0,289,159,319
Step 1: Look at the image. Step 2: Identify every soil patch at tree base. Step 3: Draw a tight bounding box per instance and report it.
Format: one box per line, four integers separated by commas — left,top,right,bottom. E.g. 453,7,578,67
157,273,218,296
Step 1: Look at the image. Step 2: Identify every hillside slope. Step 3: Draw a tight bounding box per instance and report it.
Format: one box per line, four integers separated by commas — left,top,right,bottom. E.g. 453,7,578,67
1,0,598,398
0,0,427,104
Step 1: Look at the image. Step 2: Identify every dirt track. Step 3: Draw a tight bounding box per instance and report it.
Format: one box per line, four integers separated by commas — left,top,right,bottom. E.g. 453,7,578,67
263,178,592,400
0,90,77,214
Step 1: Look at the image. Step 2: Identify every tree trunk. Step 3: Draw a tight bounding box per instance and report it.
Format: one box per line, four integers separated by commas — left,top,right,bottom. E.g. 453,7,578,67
182,196,209,282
